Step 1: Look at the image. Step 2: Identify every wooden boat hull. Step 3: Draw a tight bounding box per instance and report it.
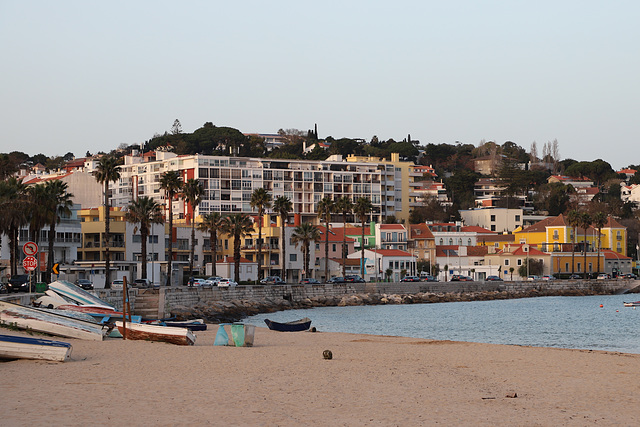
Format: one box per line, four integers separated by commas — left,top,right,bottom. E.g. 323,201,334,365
264,317,311,332
0,334,72,362
145,319,208,331
115,321,196,346
623,301,640,307
0,301,107,341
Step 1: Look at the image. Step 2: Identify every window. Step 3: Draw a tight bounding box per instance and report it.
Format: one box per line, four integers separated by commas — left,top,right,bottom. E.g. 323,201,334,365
491,225,496,231
517,259,522,266
490,215,496,221
515,215,521,222
467,238,472,245
504,259,510,266
553,230,559,240
577,262,582,272
332,244,337,252
315,243,320,250
565,262,569,272
148,235,158,244
132,235,141,243
290,254,297,262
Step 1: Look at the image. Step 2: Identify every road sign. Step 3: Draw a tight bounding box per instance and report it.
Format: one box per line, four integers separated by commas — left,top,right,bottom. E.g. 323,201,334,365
52,263,59,275
23,241,38,256
23,256,38,272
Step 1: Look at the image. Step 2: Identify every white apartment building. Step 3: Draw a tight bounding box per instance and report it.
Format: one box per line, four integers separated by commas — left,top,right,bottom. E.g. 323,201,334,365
111,151,409,223
459,208,523,233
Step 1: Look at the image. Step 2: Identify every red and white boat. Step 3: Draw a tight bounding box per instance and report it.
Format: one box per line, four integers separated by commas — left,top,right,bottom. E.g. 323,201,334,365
115,321,196,346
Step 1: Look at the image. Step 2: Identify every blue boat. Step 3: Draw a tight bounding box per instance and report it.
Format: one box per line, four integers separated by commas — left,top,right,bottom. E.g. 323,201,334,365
264,317,311,332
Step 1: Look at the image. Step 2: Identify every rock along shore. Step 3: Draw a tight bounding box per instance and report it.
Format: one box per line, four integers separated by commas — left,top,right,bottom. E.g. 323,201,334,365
170,287,616,324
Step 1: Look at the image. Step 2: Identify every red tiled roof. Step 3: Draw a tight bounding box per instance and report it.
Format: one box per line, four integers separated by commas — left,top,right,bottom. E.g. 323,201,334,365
602,250,630,260
368,249,413,257
409,224,435,239
460,225,495,234
217,256,252,263
380,224,406,230
317,226,356,242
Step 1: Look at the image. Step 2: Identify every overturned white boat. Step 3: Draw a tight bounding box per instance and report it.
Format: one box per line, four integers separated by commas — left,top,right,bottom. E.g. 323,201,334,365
0,301,109,341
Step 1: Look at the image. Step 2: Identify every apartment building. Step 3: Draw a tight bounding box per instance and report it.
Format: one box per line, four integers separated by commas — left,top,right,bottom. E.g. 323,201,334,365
111,151,413,224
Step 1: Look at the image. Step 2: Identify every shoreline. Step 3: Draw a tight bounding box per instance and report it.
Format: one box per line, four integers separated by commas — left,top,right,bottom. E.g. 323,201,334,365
172,287,621,324
2,326,640,426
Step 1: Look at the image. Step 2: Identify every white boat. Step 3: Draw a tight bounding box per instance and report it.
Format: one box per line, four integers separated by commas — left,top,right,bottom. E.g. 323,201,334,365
115,321,196,346
0,334,72,362
0,301,108,341
43,280,116,310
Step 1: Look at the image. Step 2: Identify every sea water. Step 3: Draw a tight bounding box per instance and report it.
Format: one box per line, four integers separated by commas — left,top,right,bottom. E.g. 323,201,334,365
243,293,640,354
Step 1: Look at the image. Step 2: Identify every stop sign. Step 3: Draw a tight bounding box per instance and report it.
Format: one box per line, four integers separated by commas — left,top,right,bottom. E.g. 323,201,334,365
23,256,37,272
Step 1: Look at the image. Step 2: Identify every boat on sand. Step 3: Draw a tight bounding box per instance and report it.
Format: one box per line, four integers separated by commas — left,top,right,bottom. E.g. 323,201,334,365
264,317,312,332
115,321,196,345
0,334,72,362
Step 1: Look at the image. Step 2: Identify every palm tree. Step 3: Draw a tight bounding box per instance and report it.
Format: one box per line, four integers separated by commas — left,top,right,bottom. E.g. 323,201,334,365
250,187,272,282
198,212,223,278
580,212,592,279
125,196,164,281
26,183,48,281
592,212,607,274
567,210,581,276
336,196,353,278
43,180,74,283
0,177,29,276
354,197,373,280
159,171,183,286
182,178,204,277
221,213,254,283
292,222,321,280
93,156,121,288
273,196,292,282
317,197,335,282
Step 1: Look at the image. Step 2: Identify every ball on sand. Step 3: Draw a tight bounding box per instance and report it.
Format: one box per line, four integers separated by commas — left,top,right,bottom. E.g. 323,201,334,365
323,349,333,360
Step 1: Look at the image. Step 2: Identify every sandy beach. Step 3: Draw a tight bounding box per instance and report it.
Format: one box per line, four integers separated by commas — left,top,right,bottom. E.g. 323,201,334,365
2,325,640,426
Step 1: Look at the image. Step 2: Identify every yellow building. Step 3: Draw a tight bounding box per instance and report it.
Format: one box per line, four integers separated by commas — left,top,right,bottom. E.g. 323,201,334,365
77,206,126,263
346,152,416,224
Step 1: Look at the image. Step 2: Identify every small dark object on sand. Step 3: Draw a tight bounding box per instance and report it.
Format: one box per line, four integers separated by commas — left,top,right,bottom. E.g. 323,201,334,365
323,349,333,360
310,326,317,332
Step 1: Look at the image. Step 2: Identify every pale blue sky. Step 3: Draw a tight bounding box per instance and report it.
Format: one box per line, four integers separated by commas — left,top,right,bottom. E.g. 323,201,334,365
1,1,638,169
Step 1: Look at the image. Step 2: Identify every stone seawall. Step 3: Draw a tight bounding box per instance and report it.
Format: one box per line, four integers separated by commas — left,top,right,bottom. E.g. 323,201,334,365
163,279,638,323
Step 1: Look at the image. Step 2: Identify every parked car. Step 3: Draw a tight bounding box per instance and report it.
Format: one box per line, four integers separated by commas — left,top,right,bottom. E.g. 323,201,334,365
485,275,503,281
260,276,285,285
133,278,152,288
328,276,346,284
205,277,222,285
7,275,30,293
450,275,473,282
75,279,94,290
597,273,611,280
527,275,541,281
344,275,365,283
0,282,7,294
216,278,237,287
621,273,637,280
111,279,124,290
401,275,421,282
423,275,439,282
541,275,554,281
568,274,581,279
299,278,320,285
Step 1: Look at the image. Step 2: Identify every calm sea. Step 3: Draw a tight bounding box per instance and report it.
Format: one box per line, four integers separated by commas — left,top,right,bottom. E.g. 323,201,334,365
243,293,640,354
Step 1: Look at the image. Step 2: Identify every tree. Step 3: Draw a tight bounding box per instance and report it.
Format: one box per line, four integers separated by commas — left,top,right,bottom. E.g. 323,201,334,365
182,178,204,277
250,187,272,281
159,171,183,286
93,156,121,288
291,222,321,280
509,267,514,280
518,258,543,278
580,212,592,279
566,210,581,276
317,197,335,281
125,196,164,281
221,213,254,283
335,196,353,277
171,119,182,135
273,196,292,282
592,211,607,274
26,183,49,281
354,197,373,279
43,180,74,283
0,177,29,276
198,212,223,278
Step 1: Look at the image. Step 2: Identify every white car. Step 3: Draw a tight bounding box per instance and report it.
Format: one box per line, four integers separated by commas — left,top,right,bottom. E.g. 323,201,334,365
205,277,222,286
111,279,124,290
217,278,237,287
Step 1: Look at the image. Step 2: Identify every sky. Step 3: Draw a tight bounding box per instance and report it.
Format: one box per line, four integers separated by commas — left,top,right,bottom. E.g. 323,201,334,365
1,1,638,169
